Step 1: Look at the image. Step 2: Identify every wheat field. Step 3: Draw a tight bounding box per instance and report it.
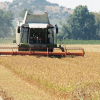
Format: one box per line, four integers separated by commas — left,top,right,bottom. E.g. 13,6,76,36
0,44,100,99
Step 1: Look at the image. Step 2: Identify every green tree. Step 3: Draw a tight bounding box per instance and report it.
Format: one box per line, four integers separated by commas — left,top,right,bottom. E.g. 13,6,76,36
19,8,33,18
0,9,14,38
92,12,100,38
59,5,96,40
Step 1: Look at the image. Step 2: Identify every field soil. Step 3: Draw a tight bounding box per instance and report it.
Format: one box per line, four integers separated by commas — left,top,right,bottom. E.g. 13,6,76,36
0,44,100,99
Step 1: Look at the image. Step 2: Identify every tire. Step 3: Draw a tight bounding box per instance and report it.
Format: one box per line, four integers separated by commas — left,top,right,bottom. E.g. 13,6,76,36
48,48,53,52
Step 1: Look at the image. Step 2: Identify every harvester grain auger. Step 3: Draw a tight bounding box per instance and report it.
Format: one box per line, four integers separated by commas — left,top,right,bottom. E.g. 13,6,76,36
0,11,85,57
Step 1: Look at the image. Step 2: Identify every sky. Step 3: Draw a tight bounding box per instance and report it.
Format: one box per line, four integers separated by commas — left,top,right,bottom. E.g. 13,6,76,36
0,0,100,12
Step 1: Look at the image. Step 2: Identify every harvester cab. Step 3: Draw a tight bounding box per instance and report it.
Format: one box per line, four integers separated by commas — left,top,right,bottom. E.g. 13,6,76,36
16,11,58,51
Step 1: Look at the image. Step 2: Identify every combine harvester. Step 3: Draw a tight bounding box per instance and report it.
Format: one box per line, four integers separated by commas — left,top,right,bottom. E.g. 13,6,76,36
0,11,84,57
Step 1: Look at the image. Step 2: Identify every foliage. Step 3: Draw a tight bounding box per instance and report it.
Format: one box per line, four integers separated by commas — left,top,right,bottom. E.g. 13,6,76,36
19,8,33,18
0,9,14,38
0,38,15,44
92,12,100,36
59,5,97,40
57,39,100,44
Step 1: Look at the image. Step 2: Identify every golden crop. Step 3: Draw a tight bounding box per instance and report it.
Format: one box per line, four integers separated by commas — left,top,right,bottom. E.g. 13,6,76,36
0,45,100,99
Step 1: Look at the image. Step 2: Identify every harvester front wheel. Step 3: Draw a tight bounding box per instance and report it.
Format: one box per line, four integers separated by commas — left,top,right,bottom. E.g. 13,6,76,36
48,48,53,52
18,47,29,51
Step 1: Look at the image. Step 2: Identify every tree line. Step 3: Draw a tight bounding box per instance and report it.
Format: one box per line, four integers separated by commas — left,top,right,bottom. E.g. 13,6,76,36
0,9,14,38
58,5,100,40
0,6,100,40
0,8,32,38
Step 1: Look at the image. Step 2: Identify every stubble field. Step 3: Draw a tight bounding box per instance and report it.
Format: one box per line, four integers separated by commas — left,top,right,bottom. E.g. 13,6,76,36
0,44,100,100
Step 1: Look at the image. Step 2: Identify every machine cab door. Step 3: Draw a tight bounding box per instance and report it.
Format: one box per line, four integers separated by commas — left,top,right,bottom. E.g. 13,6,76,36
21,27,29,43
47,28,54,44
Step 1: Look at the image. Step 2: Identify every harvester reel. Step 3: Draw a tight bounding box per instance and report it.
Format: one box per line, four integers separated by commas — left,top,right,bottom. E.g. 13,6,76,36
0,47,84,57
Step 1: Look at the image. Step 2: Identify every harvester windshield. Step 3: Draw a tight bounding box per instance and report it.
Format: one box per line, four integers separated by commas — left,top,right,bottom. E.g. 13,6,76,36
29,28,47,44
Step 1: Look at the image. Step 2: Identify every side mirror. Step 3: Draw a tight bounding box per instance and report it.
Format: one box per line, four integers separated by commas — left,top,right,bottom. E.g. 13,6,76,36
17,26,20,33
55,25,58,34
